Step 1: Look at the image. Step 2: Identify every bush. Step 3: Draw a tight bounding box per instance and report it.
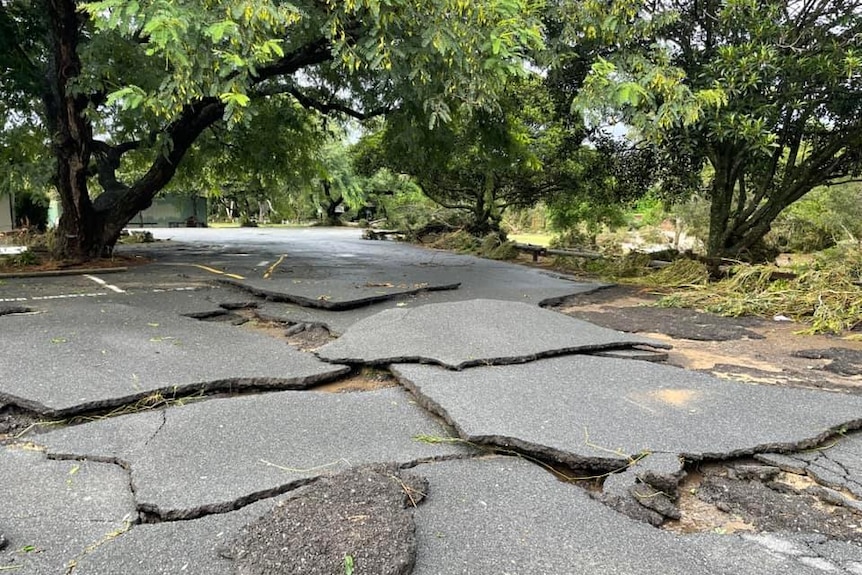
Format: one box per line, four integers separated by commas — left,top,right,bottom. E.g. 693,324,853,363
14,189,49,230
549,229,593,250
768,183,862,253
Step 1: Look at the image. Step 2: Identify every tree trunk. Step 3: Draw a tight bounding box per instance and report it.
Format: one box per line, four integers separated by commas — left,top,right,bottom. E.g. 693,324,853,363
40,2,326,260
321,180,344,226
45,0,103,259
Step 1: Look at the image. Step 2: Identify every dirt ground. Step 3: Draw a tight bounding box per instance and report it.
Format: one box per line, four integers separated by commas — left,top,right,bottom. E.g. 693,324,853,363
556,284,862,541
558,284,862,394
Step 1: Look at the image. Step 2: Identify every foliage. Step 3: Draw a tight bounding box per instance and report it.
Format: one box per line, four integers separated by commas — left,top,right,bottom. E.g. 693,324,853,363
670,193,711,247
627,194,667,229
578,252,655,279
169,96,326,224
360,74,574,233
544,133,695,243
13,188,49,230
657,247,862,334
1,0,545,259
427,230,518,260
266,134,368,226
0,249,39,268
768,182,862,252
549,229,594,250
0,120,53,226
573,0,862,260
640,259,710,288
118,231,154,244
359,168,439,230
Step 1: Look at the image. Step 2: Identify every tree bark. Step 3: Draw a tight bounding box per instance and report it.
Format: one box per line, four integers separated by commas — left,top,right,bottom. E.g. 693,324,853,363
41,10,333,260
321,180,344,226
45,0,100,259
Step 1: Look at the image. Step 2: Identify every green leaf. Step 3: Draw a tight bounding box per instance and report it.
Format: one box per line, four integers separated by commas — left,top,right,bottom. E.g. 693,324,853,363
219,92,251,108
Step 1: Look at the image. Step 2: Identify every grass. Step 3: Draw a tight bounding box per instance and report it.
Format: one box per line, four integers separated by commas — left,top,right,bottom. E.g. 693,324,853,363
655,247,862,335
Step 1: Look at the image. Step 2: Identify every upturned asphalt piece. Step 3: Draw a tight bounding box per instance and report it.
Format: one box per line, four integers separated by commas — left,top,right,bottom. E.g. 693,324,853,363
220,277,462,310
393,355,862,469
0,300,348,416
600,452,686,525
226,464,426,575
100,284,259,319
1,446,136,574
38,388,473,520
317,299,668,369
411,456,857,574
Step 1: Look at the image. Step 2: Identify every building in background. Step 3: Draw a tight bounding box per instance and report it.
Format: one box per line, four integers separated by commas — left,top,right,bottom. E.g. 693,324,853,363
49,194,208,228
129,194,208,227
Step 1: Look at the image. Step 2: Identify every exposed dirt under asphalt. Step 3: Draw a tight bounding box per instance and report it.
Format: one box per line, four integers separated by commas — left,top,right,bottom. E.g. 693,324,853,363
556,284,862,538
558,284,862,394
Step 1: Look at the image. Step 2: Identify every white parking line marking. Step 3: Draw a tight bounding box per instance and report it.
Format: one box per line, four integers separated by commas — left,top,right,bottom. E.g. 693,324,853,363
83,274,126,293
1,286,199,302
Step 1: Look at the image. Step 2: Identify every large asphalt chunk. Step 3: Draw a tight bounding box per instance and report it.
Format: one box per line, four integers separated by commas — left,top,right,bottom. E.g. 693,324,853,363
0,300,348,416
412,456,848,574
220,277,461,310
226,464,426,575
393,355,862,468
317,299,667,369
1,446,136,574
38,388,473,520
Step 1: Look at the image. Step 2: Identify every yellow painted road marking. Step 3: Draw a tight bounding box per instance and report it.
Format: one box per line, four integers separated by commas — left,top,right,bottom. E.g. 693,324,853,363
263,254,287,279
189,264,245,280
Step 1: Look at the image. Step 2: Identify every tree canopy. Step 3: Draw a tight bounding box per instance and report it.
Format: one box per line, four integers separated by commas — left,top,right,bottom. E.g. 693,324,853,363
0,0,543,258
575,0,862,259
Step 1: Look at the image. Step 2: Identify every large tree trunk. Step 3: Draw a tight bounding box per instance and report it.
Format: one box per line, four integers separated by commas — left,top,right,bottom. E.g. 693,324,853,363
40,3,329,260
45,0,103,259
705,147,816,262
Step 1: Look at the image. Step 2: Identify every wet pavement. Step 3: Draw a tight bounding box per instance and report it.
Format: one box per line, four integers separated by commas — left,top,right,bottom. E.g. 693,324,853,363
2,227,861,574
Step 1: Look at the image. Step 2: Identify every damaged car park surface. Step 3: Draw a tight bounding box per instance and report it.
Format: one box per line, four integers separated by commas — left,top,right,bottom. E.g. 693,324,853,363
2,227,862,574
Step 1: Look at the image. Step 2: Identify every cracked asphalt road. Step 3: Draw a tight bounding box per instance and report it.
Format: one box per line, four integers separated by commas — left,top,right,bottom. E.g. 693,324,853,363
2,227,861,574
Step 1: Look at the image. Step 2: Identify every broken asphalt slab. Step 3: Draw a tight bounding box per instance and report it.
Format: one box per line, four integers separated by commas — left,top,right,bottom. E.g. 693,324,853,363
411,457,862,574
695,463,862,542
0,300,348,416
565,306,765,341
37,387,474,520
99,284,261,320
142,227,607,308
62,456,862,575
69,496,271,575
756,432,862,500
316,299,668,369
225,464,426,575
393,355,862,469
1,446,136,574
792,347,862,376
219,277,462,310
